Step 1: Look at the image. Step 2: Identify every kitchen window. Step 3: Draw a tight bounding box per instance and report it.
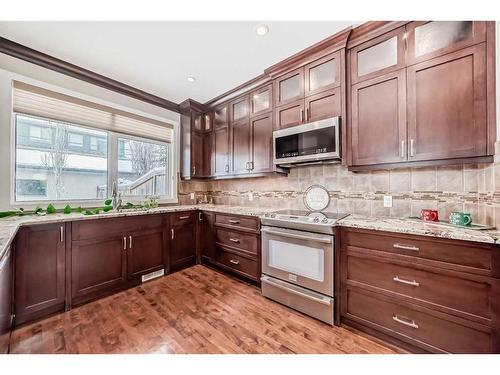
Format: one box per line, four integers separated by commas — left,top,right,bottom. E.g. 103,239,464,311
12,81,176,205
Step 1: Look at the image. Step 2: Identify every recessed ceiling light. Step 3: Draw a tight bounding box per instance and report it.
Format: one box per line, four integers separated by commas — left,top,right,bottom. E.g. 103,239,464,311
186,76,196,83
255,24,269,36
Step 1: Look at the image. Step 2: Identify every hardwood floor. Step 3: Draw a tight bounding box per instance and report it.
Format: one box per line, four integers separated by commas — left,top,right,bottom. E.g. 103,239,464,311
9,265,401,354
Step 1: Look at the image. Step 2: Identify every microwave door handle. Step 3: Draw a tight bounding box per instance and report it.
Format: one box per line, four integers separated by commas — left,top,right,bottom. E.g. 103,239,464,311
261,227,332,244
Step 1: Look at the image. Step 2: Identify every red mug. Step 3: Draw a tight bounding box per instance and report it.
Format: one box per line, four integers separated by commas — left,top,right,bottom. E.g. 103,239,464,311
420,209,439,222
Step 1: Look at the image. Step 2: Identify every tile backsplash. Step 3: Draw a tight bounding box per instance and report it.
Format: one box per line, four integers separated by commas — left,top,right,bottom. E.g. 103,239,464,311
179,162,500,228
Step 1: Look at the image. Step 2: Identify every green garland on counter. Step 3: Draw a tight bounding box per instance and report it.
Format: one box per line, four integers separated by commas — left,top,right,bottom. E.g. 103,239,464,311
0,197,159,219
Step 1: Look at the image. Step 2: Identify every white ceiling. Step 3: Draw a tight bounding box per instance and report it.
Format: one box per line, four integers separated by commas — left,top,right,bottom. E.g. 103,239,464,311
0,21,356,104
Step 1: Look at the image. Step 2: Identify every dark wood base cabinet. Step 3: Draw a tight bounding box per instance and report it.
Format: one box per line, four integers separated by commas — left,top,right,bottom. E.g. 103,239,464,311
170,211,197,271
211,213,261,283
340,227,500,353
0,246,13,353
14,224,67,326
71,214,168,306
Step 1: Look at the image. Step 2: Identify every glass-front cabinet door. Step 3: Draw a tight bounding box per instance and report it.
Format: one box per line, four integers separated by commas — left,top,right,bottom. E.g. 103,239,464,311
250,84,272,116
213,104,228,130
406,21,486,65
274,67,304,107
350,26,406,84
230,96,249,123
304,52,341,96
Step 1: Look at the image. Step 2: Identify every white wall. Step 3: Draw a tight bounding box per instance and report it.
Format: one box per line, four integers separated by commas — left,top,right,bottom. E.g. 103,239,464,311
0,53,180,211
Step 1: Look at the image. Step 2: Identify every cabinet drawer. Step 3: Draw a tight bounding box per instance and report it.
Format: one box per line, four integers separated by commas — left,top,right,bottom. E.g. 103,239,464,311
345,288,492,353
72,214,164,241
346,253,495,321
215,247,259,281
342,229,494,274
170,211,196,226
215,214,259,231
215,228,258,255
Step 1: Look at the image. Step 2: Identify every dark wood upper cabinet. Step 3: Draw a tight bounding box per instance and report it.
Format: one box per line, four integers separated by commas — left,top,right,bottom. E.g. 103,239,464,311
191,131,203,177
231,120,251,174
305,87,342,123
0,246,13,354
350,26,406,84
250,84,273,117
204,113,212,132
406,21,486,65
126,227,166,280
250,112,274,173
203,131,213,177
15,223,66,325
350,69,407,166
275,99,305,130
214,104,228,130
304,51,341,96
406,44,487,162
274,67,304,107
193,113,203,131
213,127,230,176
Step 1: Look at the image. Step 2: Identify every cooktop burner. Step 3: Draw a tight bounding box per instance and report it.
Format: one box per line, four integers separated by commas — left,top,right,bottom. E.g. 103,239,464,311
261,210,349,234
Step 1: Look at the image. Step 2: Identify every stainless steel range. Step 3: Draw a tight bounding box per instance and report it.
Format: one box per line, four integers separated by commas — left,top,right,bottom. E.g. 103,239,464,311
260,210,349,325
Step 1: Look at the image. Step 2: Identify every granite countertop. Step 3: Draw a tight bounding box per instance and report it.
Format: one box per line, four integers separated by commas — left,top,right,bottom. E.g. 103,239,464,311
0,204,275,260
338,214,500,245
1,204,499,261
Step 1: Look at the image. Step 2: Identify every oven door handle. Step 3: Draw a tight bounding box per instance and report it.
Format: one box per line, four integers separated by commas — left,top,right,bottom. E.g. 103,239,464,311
261,276,333,306
261,227,332,244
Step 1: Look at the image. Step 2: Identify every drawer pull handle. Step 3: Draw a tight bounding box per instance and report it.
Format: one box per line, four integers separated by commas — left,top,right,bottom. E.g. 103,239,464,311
393,314,419,329
228,219,240,224
393,243,419,252
179,215,190,220
393,276,420,287
229,238,240,243
123,236,127,250
229,259,240,265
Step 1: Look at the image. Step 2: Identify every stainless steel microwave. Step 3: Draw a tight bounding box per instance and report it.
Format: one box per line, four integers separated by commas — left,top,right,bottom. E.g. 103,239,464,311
273,117,341,167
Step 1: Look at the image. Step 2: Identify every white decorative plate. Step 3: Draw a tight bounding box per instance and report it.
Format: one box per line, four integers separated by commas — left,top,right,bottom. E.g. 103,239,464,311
304,185,330,212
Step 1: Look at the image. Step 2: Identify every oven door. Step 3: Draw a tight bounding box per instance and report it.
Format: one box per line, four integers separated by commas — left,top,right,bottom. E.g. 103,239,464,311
261,226,334,296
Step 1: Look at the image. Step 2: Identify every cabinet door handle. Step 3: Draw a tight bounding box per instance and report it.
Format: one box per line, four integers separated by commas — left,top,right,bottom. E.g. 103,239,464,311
229,238,240,243
393,314,419,329
393,276,419,287
60,226,64,242
123,236,127,250
192,166,196,175
305,108,309,121
171,228,174,240
199,212,203,222
393,243,419,252
179,215,190,220
228,219,240,224
300,109,304,122
129,235,133,249
410,139,415,157
400,140,406,158
229,259,240,265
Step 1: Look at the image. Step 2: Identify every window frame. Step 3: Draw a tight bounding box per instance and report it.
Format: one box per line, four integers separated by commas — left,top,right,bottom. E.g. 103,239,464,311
11,112,178,208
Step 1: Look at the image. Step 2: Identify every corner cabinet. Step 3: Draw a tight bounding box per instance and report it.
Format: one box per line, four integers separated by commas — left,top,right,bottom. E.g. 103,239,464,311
15,223,67,325
347,21,495,170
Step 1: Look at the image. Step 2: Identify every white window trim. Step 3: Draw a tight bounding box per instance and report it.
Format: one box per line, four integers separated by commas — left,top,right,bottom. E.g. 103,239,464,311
10,85,179,209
